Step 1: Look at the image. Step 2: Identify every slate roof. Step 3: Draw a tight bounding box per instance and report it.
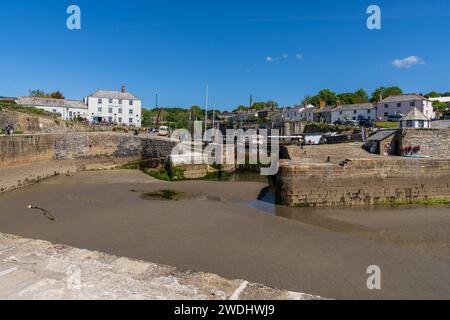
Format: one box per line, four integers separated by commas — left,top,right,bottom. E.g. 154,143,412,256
380,93,430,103
400,107,429,121
314,105,335,113
367,129,397,142
332,103,375,112
87,90,140,101
16,97,87,109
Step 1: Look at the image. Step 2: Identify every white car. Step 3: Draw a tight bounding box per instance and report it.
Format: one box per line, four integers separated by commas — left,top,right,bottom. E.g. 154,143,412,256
158,126,169,137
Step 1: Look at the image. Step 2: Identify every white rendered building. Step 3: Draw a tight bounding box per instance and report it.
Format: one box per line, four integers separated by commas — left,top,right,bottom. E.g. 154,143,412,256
16,96,88,121
376,94,435,121
84,86,142,127
330,103,376,123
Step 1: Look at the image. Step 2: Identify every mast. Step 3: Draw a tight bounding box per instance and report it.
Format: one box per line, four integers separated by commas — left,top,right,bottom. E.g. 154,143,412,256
204,84,209,132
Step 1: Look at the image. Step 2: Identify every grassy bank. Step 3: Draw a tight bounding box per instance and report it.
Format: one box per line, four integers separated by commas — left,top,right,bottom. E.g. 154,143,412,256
376,121,399,129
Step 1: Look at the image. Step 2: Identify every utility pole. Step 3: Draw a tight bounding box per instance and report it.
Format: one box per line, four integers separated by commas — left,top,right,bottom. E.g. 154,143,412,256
204,84,209,132
212,99,216,130
249,94,253,109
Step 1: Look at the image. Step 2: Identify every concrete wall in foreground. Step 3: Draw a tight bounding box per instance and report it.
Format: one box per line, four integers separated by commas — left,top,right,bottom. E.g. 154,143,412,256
276,158,450,207
0,133,176,167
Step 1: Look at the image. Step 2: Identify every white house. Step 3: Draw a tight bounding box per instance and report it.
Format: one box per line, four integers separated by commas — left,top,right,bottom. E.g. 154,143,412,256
84,86,142,127
376,94,435,121
400,108,431,129
330,103,376,124
284,104,316,122
16,96,88,121
429,96,450,103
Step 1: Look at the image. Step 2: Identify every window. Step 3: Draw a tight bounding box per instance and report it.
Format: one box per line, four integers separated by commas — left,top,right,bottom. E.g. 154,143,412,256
384,112,389,117
406,120,413,127
108,117,113,123
397,103,401,108
98,107,102,113
129,100,133,106
354,110,357,114
118,118,122,123
53,109,57,113
118,108,123,114
109,99,113,104
340,111,343,115
129,109,133,115
367,109,371,114
98,99,103,104
129,118,133,124
410,101,415,107
108,108,113,114
384,104,388,108
118,99,123,105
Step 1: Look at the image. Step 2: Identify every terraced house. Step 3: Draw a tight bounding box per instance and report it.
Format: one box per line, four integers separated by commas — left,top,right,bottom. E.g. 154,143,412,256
84,86,142,127
376,93,435,121
15,96,89,121
330,103,376,123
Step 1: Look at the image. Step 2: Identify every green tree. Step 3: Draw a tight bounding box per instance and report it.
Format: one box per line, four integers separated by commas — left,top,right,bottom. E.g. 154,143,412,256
29,89,65,99
371,86,402,102
190,105,203,120
317,89,337,105
433,101,448,111
337,89,369,104
29,89,50,98
233,105,249,113
50,91,65,99
354,89,369,103
425,91,441,98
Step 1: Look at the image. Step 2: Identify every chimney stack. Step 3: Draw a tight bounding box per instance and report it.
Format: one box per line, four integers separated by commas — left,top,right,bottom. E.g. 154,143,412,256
319,100,326,109
121,85,126,93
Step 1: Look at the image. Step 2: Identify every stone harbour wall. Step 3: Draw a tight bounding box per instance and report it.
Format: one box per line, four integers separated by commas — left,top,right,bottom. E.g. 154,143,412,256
0,233,321,300
276,158,450,207
0,133,177,167
401,129,450,158
0,135,56,167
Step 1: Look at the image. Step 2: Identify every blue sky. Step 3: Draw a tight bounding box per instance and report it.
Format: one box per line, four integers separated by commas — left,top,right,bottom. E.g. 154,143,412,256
1,0,450,110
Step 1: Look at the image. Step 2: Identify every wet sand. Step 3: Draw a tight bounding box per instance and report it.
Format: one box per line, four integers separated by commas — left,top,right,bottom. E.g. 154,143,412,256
0,170,449,299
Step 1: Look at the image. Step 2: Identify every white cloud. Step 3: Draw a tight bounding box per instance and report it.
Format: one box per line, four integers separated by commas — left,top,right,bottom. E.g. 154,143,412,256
295,53,304,60
265,54,290,62
391,56,425,69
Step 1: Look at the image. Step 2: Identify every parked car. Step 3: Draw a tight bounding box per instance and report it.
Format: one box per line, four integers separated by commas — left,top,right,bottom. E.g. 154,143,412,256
343,120,359,127
387,114,404,122
158,126,170,137
359,119,374,127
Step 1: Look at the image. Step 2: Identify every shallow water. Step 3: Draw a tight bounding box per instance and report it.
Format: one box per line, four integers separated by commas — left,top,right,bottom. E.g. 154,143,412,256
0,170,449,299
